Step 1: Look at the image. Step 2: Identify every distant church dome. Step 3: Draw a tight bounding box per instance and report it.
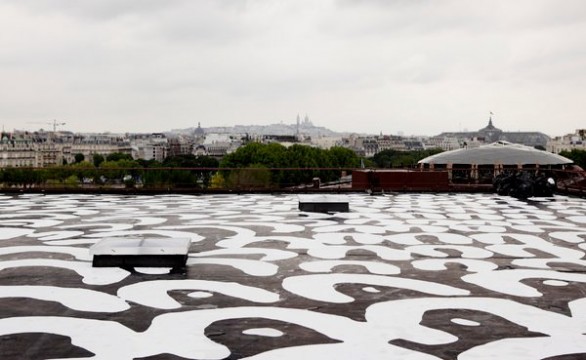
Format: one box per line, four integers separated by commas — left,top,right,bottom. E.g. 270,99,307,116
194,122,205,136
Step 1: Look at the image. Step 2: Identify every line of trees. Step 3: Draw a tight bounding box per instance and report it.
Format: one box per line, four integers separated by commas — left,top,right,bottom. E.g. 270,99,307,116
371,148,443,168
559,149,586,170
0,153,219,189
9,143,586,192
217,143,362,189
0,144,447,190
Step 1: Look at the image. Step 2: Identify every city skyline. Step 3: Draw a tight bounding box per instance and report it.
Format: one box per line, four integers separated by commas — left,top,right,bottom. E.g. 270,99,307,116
1,0,585,136
0,115,564,140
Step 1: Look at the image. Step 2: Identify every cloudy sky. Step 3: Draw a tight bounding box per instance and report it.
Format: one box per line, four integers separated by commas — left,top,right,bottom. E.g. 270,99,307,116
1,0,585,136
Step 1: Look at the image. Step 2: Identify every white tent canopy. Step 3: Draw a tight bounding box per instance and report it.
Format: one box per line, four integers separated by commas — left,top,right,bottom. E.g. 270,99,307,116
419,141,573,166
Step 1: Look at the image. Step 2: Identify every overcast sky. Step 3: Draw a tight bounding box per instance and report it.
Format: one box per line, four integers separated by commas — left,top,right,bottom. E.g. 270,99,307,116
1,0,585,136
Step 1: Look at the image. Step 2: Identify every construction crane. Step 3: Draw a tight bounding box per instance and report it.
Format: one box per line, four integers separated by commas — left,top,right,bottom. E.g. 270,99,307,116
49,119,66,132
27,119,66,132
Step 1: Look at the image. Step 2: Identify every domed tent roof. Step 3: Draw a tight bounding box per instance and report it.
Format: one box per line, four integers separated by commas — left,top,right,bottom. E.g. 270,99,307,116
419,141,573,166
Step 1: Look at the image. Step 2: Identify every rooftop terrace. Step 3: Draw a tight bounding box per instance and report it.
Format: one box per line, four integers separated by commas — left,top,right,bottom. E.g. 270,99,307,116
1,193,586,359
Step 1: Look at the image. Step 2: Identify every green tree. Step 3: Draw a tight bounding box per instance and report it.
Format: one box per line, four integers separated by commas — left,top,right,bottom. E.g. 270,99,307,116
139,159,165,188
70,161,96,183
220,142,287,186
99,159,140,184
221,142,287,169
74,153,85,163
0,168,41,188
327,146,360,168
43,166,74,185
106,152,134,162
136,159,162,168
219,142,358,188
225,164,272,189
210,172,225,189
372,148,443,168
280,144,319,186
93,154,105,167
63,175,79,187
560,149,586,169
162,154,219,188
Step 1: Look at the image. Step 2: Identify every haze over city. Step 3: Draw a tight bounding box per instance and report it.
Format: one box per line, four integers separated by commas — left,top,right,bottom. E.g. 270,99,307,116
1,0,585,136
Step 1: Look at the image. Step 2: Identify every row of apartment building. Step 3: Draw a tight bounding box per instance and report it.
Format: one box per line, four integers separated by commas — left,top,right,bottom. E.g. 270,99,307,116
0,127,252,168
0,131,163,167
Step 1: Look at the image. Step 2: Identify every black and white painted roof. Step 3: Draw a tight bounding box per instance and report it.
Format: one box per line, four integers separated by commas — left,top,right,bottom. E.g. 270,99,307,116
419,141,573,166
1,193,586,359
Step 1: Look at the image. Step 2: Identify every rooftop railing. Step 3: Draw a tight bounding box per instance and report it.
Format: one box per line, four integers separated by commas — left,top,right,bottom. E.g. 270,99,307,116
0,166,584,196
